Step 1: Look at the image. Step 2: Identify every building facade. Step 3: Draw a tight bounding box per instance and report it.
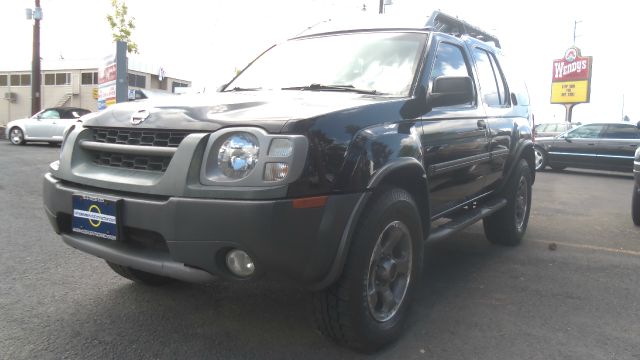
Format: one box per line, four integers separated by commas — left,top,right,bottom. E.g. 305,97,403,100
1,59,190,127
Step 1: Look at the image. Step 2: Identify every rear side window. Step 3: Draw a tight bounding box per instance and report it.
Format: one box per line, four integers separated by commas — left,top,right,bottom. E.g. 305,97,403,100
602,124,640,139
473,48,508,106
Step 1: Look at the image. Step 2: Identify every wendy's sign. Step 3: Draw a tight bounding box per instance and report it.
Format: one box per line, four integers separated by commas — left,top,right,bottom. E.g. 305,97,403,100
550,47,593,104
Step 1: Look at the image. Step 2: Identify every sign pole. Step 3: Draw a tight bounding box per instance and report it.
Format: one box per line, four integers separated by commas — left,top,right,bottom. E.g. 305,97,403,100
564,104,575,123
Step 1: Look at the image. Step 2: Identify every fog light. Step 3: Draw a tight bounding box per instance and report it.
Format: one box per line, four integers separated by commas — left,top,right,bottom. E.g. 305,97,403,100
226,249,255,277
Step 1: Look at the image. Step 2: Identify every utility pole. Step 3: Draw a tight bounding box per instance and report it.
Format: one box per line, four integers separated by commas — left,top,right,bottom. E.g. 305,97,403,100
30,0,43,115
573,20,581,46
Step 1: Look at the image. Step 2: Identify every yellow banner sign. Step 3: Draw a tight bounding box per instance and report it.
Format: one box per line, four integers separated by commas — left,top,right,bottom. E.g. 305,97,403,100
550,80,590,104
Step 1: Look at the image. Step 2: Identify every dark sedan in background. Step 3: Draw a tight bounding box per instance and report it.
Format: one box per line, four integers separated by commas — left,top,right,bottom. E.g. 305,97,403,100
534,122,581,138
534,122,640,172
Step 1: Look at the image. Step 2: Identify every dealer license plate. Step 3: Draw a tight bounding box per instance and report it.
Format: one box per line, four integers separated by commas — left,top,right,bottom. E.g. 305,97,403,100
72,194,120,241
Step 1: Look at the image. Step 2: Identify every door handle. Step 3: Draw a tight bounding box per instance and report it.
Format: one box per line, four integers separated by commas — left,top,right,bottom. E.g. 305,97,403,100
477,120,487,130
587,143,595,146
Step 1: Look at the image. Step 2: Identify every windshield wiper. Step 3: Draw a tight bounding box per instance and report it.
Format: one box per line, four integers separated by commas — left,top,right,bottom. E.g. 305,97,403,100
281,84,381,95
224,86,262,92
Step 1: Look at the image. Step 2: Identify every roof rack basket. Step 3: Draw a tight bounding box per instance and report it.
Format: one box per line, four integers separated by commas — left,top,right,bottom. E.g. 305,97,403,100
425,11,501,48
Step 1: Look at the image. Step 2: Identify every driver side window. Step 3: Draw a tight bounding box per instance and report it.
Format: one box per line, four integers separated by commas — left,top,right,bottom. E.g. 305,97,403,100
567,124,604,139
39,109,61,119
428,42,473,107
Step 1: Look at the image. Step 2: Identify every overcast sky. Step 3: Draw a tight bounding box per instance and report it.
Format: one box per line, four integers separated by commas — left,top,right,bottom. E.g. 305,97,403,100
1,0,638,123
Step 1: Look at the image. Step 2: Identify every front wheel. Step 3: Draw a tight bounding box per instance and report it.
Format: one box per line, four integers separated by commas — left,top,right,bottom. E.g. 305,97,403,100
632,184,640,226
534,146,547,171
484,159,533,246
313,188,424,353
9,127,25,145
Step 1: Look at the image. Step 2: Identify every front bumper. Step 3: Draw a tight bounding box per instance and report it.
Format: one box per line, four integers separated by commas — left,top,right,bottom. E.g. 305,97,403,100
43,173,360,287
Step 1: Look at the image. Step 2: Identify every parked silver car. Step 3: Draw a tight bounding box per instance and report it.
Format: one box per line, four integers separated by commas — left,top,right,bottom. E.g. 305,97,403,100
5,107,91,145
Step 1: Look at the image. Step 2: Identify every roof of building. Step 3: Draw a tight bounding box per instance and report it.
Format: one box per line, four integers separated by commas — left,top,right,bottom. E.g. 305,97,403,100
1,56,190,82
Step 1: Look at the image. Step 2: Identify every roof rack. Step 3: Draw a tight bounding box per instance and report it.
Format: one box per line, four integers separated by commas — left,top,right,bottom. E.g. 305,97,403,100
425,11,501,48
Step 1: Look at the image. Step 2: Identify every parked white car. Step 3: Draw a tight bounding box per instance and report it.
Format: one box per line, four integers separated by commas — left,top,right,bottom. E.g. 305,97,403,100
5,107,91,145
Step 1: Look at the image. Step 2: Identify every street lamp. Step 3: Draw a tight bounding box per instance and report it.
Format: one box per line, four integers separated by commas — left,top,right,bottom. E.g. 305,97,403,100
26,1,43,115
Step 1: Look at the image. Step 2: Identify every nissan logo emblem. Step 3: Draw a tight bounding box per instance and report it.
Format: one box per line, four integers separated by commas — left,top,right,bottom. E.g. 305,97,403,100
130,109,150,125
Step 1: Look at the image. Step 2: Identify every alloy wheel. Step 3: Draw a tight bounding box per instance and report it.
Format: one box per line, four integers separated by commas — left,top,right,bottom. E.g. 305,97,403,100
366,221,413,322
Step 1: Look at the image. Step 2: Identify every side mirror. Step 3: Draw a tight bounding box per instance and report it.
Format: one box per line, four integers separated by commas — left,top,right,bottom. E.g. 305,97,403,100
636,120,640,130
427,76,474,109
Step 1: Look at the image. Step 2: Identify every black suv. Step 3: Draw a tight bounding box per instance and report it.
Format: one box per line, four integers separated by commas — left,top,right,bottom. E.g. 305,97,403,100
43,12,534,352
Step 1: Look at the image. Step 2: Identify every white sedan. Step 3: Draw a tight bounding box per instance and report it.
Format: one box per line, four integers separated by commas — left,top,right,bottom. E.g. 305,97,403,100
5,107,91,145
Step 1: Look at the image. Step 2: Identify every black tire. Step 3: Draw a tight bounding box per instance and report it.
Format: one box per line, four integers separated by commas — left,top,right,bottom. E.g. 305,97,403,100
484,159,532,246
632,184,640,226
106,261,175,286
313,188,424,353
9,127,25,145
533,146,547,171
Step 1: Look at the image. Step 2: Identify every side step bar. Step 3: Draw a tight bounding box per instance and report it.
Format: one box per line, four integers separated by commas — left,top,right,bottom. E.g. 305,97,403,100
426,198,507,242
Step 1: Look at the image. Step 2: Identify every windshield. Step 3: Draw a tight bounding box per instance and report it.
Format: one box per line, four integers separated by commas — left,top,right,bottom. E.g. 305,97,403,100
226,32,427,96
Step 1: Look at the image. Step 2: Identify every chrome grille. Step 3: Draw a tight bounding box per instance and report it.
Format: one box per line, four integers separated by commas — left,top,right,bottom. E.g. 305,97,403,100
94,152,171,172
92,128,190,147
87,127,193,172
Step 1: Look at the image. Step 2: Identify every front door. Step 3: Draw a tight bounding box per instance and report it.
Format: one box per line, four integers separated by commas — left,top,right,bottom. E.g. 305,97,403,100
548,123,605,168
26,109,61,138
419,38,490,217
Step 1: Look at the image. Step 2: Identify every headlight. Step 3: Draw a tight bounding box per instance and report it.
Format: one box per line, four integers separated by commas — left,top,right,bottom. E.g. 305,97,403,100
201,128,308,186
217,133,260,179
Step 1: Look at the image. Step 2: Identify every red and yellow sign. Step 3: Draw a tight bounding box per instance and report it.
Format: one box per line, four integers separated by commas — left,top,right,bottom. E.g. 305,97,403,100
550,47,593,104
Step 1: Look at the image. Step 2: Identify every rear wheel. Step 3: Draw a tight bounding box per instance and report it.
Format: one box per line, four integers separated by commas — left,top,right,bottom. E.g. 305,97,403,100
484,159,532,246
313,188,424,353
533,147,547,171
632,184,640,226
106,261,175,286
9,127,25,145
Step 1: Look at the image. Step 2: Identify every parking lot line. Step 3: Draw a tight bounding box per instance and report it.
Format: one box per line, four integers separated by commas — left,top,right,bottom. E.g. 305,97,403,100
532,239,640,257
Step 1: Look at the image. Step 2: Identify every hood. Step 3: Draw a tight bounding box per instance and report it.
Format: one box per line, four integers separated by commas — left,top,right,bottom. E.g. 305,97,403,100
82,91,398,133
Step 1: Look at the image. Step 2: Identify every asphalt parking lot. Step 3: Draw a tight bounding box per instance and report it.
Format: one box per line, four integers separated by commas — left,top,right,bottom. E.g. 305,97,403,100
1,140,639,360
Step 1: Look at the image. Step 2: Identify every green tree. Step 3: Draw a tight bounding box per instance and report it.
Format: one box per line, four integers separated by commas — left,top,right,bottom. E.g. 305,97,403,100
106,0,139,54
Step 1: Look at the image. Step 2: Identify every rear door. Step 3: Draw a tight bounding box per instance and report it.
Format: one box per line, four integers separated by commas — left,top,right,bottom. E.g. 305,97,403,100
547,123,605,168
596,123,640,171
419,36,491,217
469,45,514,192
